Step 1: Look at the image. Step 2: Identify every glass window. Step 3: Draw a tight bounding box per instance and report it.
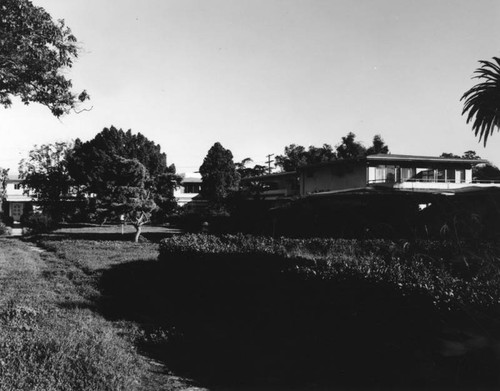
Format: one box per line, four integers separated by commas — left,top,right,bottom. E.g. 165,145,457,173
436,169,446,182
446,169,456,182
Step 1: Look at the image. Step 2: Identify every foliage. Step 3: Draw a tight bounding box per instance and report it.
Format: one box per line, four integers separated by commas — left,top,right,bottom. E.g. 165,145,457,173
440,152,461,158
19,142,77,222
275,143,336,172
158,234,500,387
235,158,267,178
159,234,500,309
0,167,8,199
68,126,177,195
474,162,500,181
199,142,240,206
22,212,56,234
462,57,500,145
275,133,389,172
438,150,500,181
335,132,366,159
0,0,89,116
365,134,389,155
0,221,9,235
462,150,481,160
67,126,180,236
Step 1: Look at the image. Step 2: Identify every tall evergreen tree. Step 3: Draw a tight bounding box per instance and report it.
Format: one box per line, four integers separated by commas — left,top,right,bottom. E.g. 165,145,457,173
199,142,240,206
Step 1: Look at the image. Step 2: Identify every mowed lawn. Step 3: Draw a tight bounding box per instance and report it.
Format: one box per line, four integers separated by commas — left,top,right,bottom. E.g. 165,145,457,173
0,230,201,391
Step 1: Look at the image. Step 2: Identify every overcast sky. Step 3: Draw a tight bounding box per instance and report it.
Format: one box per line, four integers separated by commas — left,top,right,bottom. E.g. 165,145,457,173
2,0,500,173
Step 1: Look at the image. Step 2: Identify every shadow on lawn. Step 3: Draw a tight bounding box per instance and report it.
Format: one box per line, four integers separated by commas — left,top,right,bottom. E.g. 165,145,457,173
92,257,499,390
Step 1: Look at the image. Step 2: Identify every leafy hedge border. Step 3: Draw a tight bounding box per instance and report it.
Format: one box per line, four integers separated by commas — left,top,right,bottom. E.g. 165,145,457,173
159,234,500,310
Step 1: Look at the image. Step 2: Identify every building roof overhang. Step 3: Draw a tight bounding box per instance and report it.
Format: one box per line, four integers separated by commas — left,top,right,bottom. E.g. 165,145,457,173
296,154,489,171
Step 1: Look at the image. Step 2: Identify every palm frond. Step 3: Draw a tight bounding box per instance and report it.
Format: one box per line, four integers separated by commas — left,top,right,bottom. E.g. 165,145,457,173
461,57,500,145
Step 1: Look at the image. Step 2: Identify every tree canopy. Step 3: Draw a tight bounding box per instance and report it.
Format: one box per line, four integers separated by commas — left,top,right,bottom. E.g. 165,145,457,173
275,144,336,172
335,132,366,160
365,135,389,155
461,57,500,145
19,142,76,221
235,158,267,179
199,142,240,207
275,133,388,172
0,0,88,116
67,126,180,229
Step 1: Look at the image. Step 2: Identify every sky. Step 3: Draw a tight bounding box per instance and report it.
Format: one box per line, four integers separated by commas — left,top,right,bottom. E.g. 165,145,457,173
2,0,500,174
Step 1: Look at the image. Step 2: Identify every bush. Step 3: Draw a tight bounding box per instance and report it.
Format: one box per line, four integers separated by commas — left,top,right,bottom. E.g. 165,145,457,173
159,234,499,308
0,221,10,236
158,234,500,388
22,213,57,234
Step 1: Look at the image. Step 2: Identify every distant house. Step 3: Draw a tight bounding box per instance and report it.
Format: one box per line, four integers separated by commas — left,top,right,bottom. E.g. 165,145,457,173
2,174,33,225
298,154,497,196
240,171,300,201
174,174,207,212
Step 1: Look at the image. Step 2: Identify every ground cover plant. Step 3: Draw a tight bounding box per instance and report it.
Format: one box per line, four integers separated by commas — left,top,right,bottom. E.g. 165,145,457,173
158,234,500,389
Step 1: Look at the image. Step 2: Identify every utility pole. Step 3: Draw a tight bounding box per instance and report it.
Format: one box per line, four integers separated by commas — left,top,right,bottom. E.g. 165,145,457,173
266,154,274,174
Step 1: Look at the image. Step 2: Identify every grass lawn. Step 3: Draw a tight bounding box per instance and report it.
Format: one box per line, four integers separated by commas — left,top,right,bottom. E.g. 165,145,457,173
0,231,203,391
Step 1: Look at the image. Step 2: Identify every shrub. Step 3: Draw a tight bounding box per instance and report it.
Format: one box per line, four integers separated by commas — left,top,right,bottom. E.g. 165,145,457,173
22,213,57,234
0,221,10,236
158,234,500,387
159,234,500,310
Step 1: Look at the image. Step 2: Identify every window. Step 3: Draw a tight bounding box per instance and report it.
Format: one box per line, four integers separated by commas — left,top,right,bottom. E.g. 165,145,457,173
446,169,456,182
436,169,446,182
183,183,201,193
374,165,396,183
401,167,416,182
14,184,21,190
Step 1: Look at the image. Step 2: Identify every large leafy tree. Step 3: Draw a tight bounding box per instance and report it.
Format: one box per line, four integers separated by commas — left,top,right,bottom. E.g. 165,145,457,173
235,158,267,179
19,142,77,221
0,0,88,116
199,142,240,208
95,158,157,242
335,132,366,160
461,57,500,145
275,144,336,172
67,126,180,236
365,135,389,155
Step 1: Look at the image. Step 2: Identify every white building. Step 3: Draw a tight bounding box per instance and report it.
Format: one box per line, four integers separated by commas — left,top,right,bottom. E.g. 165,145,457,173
299,154,499,196
174,173,206,211
2,174,32,224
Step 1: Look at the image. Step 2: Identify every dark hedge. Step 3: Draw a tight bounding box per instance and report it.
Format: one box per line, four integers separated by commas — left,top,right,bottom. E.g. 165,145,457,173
158,234,500,388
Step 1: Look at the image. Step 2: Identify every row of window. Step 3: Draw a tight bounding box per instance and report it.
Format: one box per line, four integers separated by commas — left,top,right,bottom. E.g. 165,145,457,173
373,166,467,183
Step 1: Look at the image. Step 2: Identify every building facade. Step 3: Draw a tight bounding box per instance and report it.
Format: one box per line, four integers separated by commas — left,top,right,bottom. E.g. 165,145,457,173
2,174,32,225
299,154,497,196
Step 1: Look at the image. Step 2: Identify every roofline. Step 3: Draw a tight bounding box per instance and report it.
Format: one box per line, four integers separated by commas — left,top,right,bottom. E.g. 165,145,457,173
297,154,489,170
241,171,297,181
366,153,489,165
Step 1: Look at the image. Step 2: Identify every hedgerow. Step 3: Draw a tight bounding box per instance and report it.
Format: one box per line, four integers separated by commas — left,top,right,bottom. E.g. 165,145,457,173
159,233,500,310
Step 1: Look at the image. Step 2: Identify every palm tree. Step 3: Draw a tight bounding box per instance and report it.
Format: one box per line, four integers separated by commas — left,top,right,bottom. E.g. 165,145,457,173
461,57,500,145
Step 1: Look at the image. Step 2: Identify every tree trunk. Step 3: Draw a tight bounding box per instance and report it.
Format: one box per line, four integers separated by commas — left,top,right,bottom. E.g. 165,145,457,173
133,224,142,242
